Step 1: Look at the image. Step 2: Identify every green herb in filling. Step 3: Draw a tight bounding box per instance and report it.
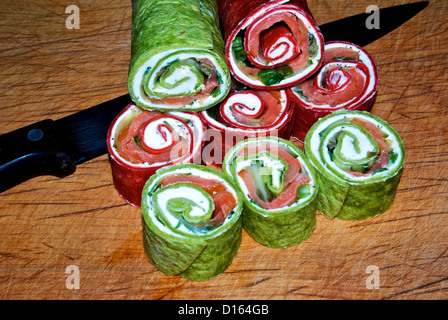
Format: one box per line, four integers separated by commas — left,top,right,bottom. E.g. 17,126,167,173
211,87,221,98
389,152,398,164
258,65,293,86
332,56,358,61
297,184,311,199
275,65,294,77
206,105,219,120
232,36,253,67
133,136,144,150
308,33,318,58
372,167,389,175
258,69,284,86
198,61,214,76
294,88,310,102
216,72,223,85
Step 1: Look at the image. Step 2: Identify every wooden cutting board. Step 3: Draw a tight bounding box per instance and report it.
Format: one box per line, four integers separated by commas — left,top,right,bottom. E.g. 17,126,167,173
0,0,446,300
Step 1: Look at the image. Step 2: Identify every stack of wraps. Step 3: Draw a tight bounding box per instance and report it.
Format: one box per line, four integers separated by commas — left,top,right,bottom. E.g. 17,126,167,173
114,0,402,282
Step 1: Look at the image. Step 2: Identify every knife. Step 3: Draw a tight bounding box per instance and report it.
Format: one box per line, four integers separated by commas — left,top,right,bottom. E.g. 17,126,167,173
319,1,429,46
0,1,428,192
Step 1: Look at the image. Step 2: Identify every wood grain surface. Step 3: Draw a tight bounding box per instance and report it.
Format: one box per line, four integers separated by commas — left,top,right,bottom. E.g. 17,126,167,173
0,0,447,300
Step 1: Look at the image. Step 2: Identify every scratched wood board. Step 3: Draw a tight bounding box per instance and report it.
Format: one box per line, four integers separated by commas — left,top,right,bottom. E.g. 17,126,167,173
0,0,446,299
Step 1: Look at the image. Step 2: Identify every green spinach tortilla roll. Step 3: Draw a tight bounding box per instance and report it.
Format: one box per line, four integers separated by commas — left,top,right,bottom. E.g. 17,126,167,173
304,110,405,220
129,0,231,111
223,136,318,248
141,164,243,281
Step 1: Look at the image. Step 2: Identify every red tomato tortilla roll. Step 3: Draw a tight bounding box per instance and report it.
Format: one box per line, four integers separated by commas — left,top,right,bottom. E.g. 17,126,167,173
287,41,379,142
199,87,293,167
107,103,205,207
220,0,324,89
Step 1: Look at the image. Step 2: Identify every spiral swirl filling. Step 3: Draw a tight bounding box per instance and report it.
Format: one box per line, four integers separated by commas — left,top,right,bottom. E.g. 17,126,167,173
224,138,315,210
144,166,241,235
132,51,227,109
308,113,404,180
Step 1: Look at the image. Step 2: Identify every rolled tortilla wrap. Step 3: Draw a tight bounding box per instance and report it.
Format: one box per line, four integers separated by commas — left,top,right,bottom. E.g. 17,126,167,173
223,136,318,248
141,164,243,281
128,0,231,111
107,103,205,207
199,85,293,167
304,110,405,220
288,41,378,142
219,0,324,89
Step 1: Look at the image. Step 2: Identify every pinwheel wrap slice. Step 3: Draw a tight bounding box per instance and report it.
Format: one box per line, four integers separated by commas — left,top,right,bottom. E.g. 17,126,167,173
304,110,405,220
141,164,243,281
219,0,324,89
128,0,231,111
288,41,379,142
199,88,294,166
223,136,318,248
107,103,205,207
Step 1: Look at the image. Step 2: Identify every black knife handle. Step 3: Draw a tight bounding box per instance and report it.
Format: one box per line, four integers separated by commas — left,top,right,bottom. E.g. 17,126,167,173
0,119,76,192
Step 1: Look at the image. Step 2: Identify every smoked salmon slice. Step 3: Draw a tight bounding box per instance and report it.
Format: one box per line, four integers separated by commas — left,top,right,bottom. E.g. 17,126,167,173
344,117,392,176
235,141,308,210
238,169,310,210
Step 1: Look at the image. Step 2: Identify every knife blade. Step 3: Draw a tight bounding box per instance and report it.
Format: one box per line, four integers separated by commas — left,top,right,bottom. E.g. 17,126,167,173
0,94,131,192
0,2,428,192
319,1,429,47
